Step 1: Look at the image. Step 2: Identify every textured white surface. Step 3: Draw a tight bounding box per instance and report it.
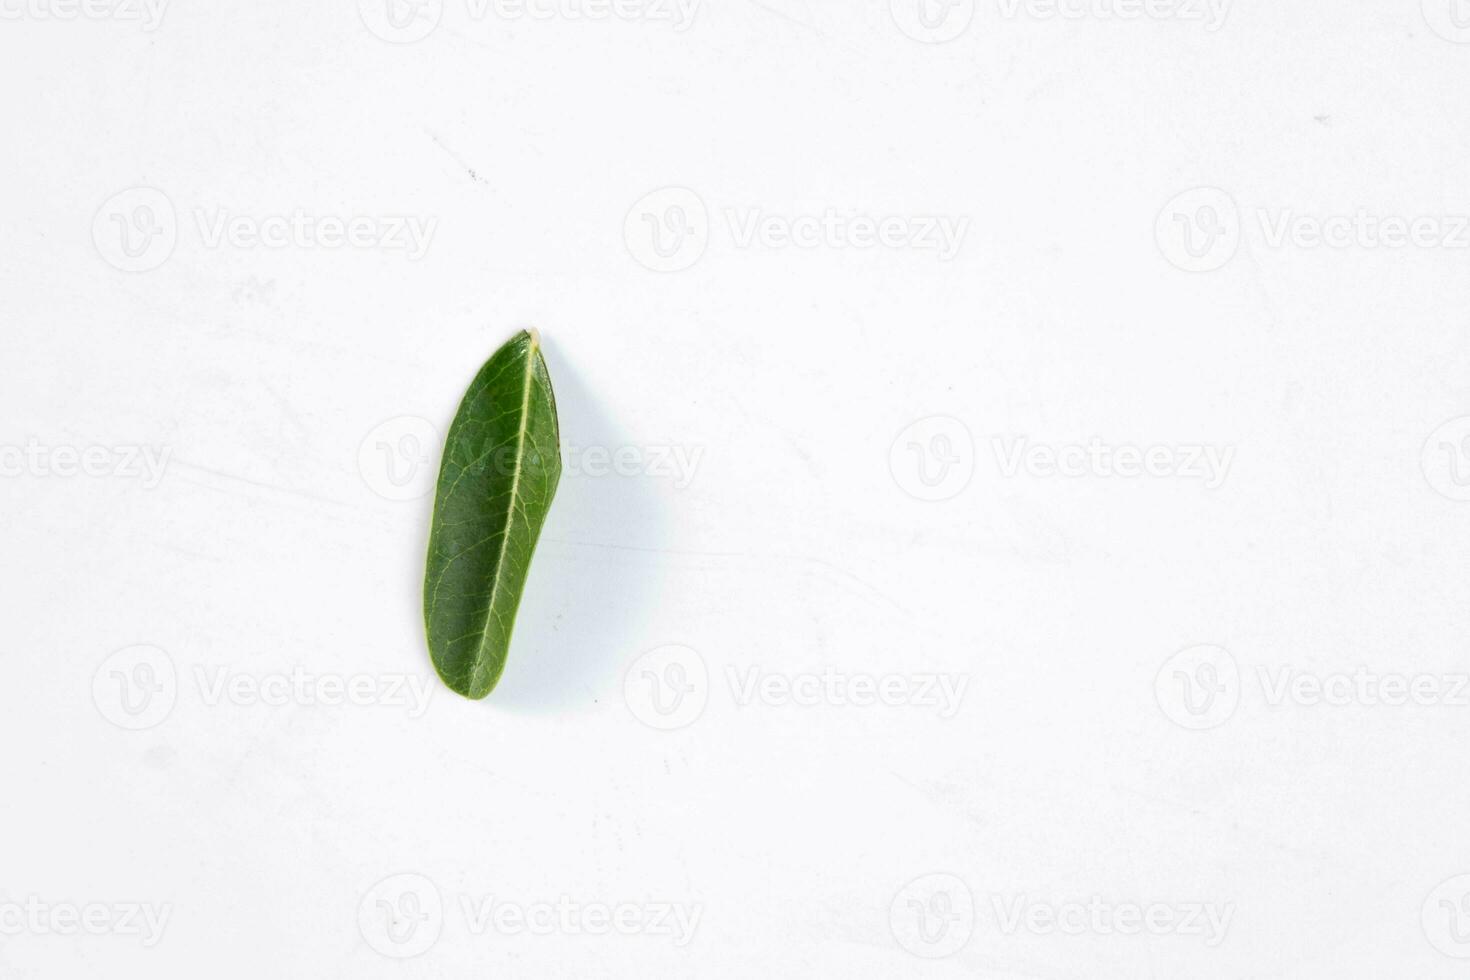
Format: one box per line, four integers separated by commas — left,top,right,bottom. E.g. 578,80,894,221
4,1,1470,976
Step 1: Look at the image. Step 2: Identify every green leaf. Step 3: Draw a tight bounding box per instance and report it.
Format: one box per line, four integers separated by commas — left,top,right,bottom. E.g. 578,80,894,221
424,330,562,699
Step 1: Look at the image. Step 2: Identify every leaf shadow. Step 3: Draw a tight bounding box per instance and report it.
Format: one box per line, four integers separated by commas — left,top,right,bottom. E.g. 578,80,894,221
489,332,667,714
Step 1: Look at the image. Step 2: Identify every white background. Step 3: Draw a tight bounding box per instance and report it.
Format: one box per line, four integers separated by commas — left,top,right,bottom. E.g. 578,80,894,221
4,0,1470,976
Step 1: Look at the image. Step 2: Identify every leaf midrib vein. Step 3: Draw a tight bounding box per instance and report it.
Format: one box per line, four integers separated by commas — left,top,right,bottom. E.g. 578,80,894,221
468,338,538,688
